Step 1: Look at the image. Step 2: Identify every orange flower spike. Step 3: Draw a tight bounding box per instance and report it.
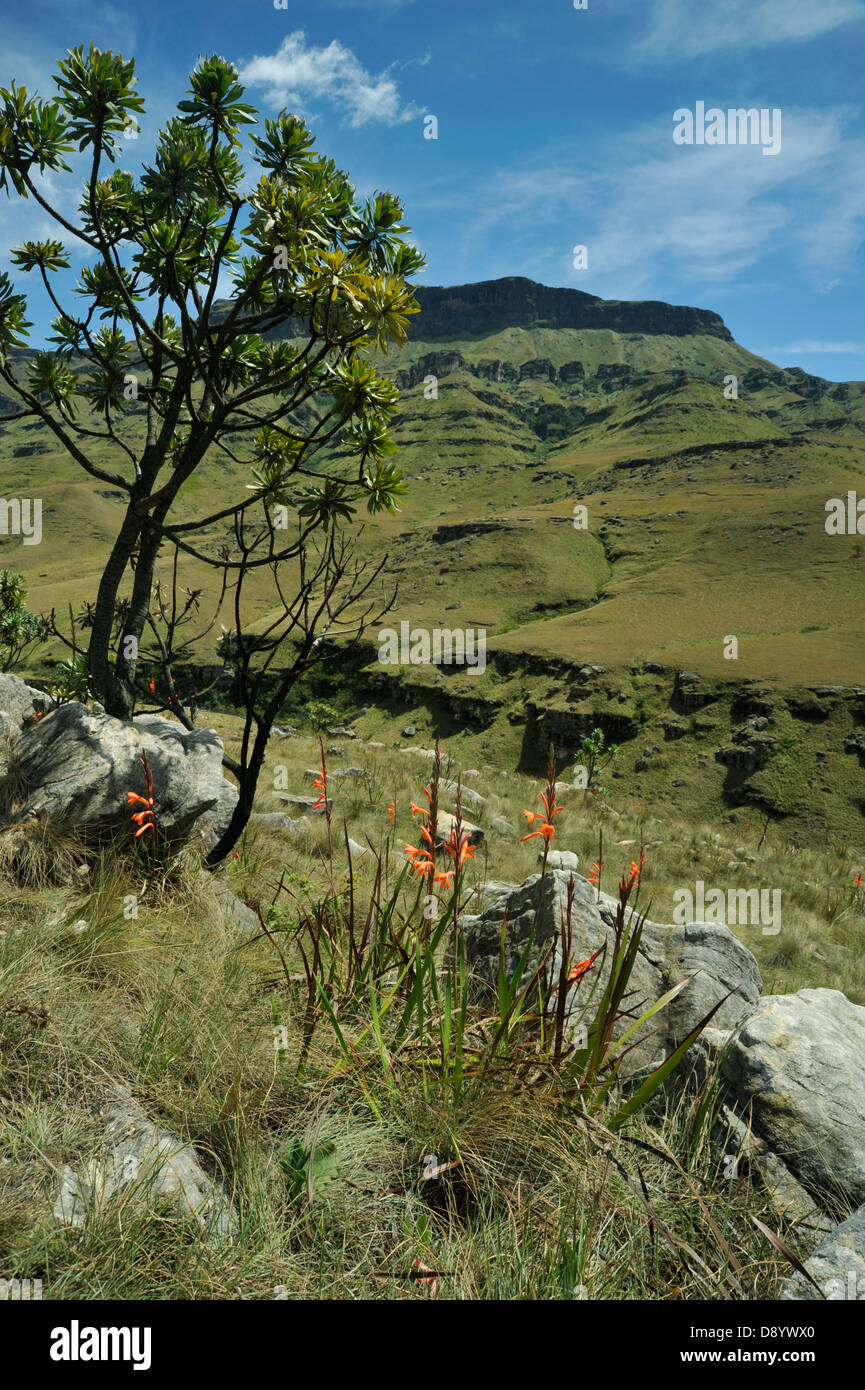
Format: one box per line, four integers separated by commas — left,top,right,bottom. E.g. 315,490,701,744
410,801,429,820
387,801,397,827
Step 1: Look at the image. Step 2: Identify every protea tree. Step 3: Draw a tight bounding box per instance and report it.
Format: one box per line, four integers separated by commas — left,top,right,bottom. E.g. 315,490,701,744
0,44,423,857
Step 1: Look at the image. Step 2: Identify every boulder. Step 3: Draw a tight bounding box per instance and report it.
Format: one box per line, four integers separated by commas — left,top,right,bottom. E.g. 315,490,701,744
489,816,515,836
723,988,865,1214
459,870,762,1073
780,1204,865,1300
54,1084,236,1243
0,703,237,848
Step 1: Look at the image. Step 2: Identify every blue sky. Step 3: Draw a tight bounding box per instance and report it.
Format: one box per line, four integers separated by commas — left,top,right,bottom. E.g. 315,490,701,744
3,0,865,380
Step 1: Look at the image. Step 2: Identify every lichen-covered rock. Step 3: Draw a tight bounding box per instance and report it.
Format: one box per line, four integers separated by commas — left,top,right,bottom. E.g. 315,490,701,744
0,701,237,847
723,989,865,1213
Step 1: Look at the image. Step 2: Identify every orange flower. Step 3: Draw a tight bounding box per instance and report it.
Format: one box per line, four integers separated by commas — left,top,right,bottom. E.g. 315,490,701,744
587,859,603,885
442,827,475,871
855,874,863,887
405,842,434,881
148,680,156,693
521,821,556,843
127,753,155,839
388,800,397,827
568,948,601,984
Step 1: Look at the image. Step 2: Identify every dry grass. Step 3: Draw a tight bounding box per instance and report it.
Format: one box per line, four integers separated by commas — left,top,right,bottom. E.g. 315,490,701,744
2,725,852,1299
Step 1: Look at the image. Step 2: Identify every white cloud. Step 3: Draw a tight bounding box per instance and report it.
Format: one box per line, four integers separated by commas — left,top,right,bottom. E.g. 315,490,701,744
633,0,865,60
767,341,865,354
448,106,865,298
239,31,422,128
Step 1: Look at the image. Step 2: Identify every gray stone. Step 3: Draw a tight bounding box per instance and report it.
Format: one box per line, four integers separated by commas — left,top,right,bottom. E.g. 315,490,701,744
402,725,416,738
440,779,486,810
781,1204,865,1300
0,672,53,731
0,703,237,847
435,810,484,848
203,872,258,932
490,816,515,835
723,989,865,1213
303,765,368,784
53,1085,236,1242
347,838,373,859
460,871,665,1072
541,850,580,872
460,871,763,1073
480,880,520,902
638,918,762,1042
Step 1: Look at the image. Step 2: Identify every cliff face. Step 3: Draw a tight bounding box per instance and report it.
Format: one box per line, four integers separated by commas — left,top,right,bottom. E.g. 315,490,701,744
409,277,733,342
209,275,733,345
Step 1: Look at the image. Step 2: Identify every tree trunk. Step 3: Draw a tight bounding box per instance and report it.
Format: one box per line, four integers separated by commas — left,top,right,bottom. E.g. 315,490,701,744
205,724,270,864
88,503,144,719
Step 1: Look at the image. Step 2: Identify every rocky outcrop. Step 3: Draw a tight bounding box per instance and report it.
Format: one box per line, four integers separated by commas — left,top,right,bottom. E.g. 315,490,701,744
460,868,865,1232
395,350,468,389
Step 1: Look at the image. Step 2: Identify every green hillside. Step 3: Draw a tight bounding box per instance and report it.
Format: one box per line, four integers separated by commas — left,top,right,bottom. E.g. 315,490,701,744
1,277,863,844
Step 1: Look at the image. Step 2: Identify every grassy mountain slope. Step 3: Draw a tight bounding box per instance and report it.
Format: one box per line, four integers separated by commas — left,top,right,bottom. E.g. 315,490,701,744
0,278,863,843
